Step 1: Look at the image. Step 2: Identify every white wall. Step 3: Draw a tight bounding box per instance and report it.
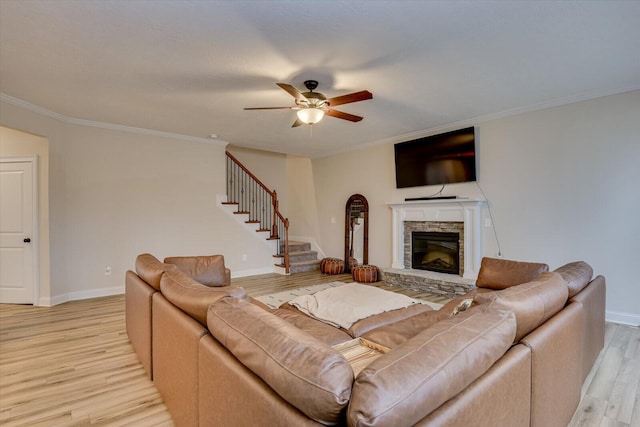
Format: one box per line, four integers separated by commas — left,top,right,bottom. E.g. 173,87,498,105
3,90,638,324
478,90,640,324
286,155,321,243
0,100,277,305
312,143,397,265
311,90,640,324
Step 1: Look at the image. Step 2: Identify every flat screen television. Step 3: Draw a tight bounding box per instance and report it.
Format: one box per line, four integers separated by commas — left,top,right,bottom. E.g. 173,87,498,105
394,127,476,188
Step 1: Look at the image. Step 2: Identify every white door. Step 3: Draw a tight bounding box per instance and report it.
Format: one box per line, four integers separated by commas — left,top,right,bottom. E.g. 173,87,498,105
0,160,36,304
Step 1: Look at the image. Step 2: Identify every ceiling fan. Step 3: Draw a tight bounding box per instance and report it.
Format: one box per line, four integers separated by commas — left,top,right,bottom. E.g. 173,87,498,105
244,80,373,127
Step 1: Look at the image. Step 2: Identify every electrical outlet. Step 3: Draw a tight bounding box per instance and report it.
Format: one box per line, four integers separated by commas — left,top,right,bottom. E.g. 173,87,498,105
331,217,336,224
484,218,491,227
241,254,248,262
104,265,112,276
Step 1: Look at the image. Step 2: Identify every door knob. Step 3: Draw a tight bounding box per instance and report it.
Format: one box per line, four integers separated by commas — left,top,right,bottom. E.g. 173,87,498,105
24,238,31,243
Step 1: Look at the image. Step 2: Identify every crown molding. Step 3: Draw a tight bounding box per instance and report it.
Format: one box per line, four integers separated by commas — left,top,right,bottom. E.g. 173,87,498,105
0,93,229,147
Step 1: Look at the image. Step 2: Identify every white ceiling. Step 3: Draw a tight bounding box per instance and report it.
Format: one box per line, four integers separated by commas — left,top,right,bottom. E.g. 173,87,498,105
1,1,639,158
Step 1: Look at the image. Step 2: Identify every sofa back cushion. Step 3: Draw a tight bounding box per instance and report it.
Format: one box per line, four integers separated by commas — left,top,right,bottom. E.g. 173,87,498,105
164,255,230,287
476,257,549,290
136,253,173,291
207,297,353,426
347,304,516,427
272,308,353,346
554,261,594,298
475,271,568,342
160,268,246,326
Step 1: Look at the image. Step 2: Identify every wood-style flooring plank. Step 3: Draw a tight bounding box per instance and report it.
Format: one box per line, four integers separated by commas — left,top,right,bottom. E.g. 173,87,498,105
0,295,170,426
569,324,640,427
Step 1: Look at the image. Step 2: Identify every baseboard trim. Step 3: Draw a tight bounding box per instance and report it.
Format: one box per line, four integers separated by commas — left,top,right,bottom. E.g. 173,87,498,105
39,293,69,307
606,310,640,327
40,286,125,307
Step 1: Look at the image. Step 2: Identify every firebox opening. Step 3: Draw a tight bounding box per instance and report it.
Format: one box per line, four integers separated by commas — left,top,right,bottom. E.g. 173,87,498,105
411,231,460,275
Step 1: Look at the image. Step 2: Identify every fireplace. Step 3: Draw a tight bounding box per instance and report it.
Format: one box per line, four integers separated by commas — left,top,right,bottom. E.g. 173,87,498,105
389,199,486,279
412,232,460,275
385,199,486,296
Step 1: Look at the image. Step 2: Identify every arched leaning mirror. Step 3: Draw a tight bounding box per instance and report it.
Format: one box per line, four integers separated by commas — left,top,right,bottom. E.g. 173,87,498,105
344,194,369,272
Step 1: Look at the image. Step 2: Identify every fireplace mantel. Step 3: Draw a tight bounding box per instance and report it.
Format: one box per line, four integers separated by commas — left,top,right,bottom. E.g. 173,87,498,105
387,199,486,280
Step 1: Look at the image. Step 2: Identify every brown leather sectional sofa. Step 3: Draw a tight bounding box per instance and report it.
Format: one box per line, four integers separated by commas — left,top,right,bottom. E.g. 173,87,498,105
125,254,605,427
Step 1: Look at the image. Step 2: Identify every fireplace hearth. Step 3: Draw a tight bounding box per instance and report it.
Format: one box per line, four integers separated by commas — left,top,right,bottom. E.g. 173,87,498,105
412,231,460,275
385,199,486,296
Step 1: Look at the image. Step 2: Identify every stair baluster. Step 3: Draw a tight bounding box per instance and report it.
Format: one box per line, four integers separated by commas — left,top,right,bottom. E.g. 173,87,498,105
225,151,290,273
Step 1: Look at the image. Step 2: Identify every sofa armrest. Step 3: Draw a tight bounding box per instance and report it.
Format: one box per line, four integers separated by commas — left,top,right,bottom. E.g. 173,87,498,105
520,302,584,427
569,275,606,381
152,292,209,427
125,270,155,379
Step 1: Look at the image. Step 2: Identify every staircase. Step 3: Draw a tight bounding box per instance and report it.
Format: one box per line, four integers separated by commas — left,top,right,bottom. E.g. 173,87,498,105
275,241,320,274
225,151,320,274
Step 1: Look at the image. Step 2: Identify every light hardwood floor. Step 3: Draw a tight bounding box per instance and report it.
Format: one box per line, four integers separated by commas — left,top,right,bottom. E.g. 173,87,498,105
0,271,638,426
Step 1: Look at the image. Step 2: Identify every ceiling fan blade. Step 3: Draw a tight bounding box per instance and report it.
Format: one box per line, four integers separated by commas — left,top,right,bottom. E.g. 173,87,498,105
291,118,305,127
327,90,373,107
244,106,295,110
277,83,308,103
325,109,364,122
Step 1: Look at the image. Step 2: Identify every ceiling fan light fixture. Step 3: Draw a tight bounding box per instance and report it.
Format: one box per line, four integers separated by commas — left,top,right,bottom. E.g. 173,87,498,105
297,108,325,125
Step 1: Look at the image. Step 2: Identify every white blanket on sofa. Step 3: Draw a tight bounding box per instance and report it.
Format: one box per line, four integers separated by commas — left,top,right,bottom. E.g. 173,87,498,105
288,283,425,329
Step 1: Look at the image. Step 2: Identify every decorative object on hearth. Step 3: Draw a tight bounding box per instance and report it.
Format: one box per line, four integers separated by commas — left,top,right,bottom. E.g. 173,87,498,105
352,265,380,283
320,257,345,275
344,194,368,273
244,80,372,127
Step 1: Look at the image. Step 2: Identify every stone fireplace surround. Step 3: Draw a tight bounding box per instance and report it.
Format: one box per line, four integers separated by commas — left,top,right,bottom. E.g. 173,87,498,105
384,199,486,297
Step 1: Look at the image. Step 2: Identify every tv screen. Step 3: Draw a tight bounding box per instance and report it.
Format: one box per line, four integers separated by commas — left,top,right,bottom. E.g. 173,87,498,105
394,127,476,188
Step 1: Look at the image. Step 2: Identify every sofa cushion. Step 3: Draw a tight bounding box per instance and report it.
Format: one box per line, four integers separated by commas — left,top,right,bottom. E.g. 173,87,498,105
359,309,448,349
164,255,230,287
135,253,173,291
347,303,433,338
554,261,594,298
475,271,568,342
476,257,549,290
160,268,246,325
347,303,516,427
272,308,353,346
207,297,353,426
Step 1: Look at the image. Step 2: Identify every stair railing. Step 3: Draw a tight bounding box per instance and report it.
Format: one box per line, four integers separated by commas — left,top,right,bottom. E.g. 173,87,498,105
225,151,290,273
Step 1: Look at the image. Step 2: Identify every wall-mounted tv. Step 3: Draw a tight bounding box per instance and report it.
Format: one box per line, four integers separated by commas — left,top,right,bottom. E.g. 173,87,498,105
394,127,476,188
